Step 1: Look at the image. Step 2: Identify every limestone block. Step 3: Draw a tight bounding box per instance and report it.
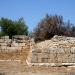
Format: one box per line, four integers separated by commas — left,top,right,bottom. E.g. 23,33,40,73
37,54,42,63
4,49,9,53
0,43,7,46
11,42,18,47
68,54,75,63
15,39,24,43
22,46,26,49
18,43,25,46
49,49,53,53
18,47,22,50
6,47,16,52
59,53,72,63
64,48,71,53
18,40,30,43
49,53,57,63
41,53,49,58
71,47,75,53
1,36,9,39
41,58,48,63
56,48,65,54
0,46,7,50
57,54,63,63
66,54,75,63
34,49,42,53
36,53,41,56
0,39,4,43
49,48,57,53
71,57,75,63
13,35,30,40
57,53,71,63
37,58,42,63
5,39,11,42
1,49,5,53
31,54,38,63
43,48,50,53
48,58,56,63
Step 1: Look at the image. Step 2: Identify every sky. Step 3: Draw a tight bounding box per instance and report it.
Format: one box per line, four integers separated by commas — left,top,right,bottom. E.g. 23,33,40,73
0,0,75,31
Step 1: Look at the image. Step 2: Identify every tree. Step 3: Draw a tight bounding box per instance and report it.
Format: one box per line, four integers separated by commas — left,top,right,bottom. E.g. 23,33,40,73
14,18,28,35
33,14,73,42
0,17,28,38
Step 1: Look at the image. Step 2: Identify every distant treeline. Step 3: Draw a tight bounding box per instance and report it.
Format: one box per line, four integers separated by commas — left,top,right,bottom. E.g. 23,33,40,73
0,14,75,42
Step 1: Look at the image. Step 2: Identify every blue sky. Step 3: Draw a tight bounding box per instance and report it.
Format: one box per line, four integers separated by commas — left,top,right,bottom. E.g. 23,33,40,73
0,0,75,31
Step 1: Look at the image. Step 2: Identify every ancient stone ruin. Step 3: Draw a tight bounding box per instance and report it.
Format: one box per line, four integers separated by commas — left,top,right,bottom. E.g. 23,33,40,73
0,35,31,53
0,35,75,67
27,35,75,67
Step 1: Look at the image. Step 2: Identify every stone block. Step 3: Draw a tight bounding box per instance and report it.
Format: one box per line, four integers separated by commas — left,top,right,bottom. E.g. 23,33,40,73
49,53,57,63
18,43,25,46
5,39,11,43
41,53,49,58
64,48,71,53
0,43,7,46
1,49,5,53
22,46,26,49
41,58,49,63
35,49,42,53
71,47,75,53
0,46,6,50
56,48,65,54
71,57,75,63
13,35,30,40
0,39,4,43
11,42,18,47
1,36,9,39
31,55,38,63
18,47,22,50
37,54,43,62
57,53,71,63
5,49,9,53
43,48,50,53
58,53,72,63
57,54,63,63
49,48,57,53
6,47,16,52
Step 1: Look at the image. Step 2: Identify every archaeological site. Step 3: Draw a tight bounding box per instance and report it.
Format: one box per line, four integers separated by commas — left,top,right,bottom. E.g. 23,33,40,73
0,35,75,74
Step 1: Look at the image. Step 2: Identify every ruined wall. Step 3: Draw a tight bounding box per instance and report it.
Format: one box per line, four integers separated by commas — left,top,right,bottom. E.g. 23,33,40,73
27,35,75,66
1,35,75,66
0,35,31,53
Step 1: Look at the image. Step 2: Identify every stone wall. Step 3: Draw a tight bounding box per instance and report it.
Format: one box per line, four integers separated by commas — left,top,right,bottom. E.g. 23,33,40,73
0,35,31,53
1,35,75,67
27,35,75,67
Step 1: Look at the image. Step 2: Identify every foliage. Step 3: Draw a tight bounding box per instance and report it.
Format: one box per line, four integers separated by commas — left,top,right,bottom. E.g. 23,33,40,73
0,17,28,38
33,14,74,42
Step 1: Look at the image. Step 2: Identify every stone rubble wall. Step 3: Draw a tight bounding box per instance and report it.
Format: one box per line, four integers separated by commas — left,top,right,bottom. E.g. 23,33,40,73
0,35,31,53
27,35,75,66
